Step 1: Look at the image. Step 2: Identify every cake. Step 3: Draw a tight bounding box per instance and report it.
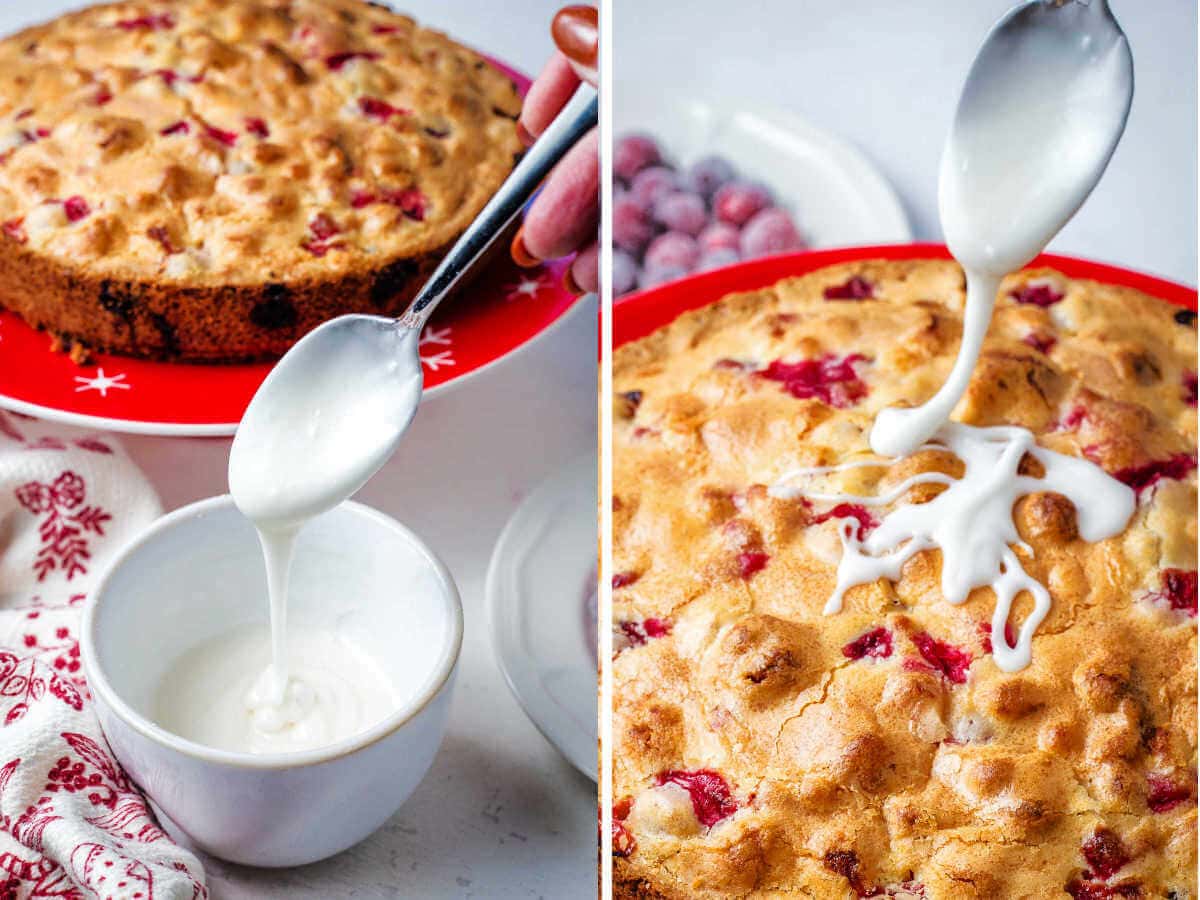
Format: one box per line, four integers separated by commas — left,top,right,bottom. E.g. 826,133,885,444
612,259,1198,898
0,0,522,361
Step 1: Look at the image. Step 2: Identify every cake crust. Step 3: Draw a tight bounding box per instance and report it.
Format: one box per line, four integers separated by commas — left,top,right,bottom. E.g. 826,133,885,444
612,259,1198,899
0,0,522,360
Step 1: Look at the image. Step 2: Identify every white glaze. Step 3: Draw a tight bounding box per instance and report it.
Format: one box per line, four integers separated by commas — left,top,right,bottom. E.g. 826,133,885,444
773,423,1135,671
154,626,401,755
217,321,425,752
870,13,1133,459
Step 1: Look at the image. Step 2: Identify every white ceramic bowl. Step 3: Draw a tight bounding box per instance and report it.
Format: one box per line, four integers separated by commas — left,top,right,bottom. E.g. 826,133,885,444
81,496,463,868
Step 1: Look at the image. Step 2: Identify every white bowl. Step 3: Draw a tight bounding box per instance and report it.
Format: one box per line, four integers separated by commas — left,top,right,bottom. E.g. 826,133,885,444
81,496,463,868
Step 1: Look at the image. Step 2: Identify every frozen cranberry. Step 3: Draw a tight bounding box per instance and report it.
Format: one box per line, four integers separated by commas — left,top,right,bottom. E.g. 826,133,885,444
1146,772,1192,812
683,155,736,199
655,770,737,827
712,181,771,226
698,222,741,254
63,197,90,223
824,276,874,300
697,248,741,272
613,196,655,256
759,354,868,408
245,117,270,139
652,191,707,235
814,503,877,541
737,551,769,579
644,232,700,271
1080,827,1129,880
614,133,661,182
1147,569,1198,616
325,51,381,71
612,249,638,296
612,571,640,589
1183,371,1197,408
359,96,409,121
204,125,238,147
842,627,893,661
114,13,174,30
740,207,804,258
1023,332,1057,354
1112,452,1197,497
911,632,972,684
2,218,26,244
160,120,189,136
638,265,687,291
630,166,679,207
1011,282,1064,307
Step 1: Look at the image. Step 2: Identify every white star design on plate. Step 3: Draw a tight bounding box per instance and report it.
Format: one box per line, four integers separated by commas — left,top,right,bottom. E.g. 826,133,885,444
420,350,454,372
418,326,454,371
503,273,550,302
73,368,130,397
419,325,452,348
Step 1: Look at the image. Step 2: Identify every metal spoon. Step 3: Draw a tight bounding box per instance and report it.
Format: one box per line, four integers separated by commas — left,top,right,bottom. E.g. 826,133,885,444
229,86,598,527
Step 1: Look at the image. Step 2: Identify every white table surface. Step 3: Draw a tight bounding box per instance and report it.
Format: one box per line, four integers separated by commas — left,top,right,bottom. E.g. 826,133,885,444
616,0,1197,285
0,2,594,898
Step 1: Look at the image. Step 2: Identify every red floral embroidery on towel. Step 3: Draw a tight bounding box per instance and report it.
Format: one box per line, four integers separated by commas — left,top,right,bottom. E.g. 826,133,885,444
15,473,112,582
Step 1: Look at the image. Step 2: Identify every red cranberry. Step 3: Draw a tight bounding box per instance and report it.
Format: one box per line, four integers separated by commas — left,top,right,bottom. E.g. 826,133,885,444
759,354,868,408
2,218,27,244
651,191,707,236
372,25,401,35
1011,282,1064,307
1146,772,1192,812
613,196,654,255
644,232,700,271
1112,452,1197,497
326,51,382,71
712,181,771,227
978,620,1017,653
14,109,32,120
911,632,972,684
842,627,893,661
1183,371,1197,408
350,189,376,209
203,125,238,148
146,226,179,255
814,503,877,541
63,197,90,223
822,849,873,896
1147,569,1198,616
114,13,175,30
359,96,409,121
309,213,340,242
655,770,738,827
740,207,804,258
382,188,426,221
618,618,671,647
93,86,113,106
823,276,874,300
160,120,190,136
245,117,270,139
629,166,679,208
1080,827,1129,880
1066,880,1143,899
1023,332,1057,354
737,551,769,580
698,222,741,254
612,572,640,589
614,134,661,183
154,68,179,86
1058,405,1088,431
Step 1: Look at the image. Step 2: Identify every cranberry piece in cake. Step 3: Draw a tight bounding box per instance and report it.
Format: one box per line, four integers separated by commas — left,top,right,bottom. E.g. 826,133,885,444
655,770,738,828
382,188,427,221
160,120,190,137
359,96,410,121
1146,569,1198,616
1183,371,1197,407
245,117,270,139
1023,331,1057,354
203,125,238,148
759,354,868,408
114,13,175,31
822,849,874,896
1146,772,1193,812
1066,880,1143,899
1112,452,1197,497
823,275,874,300
842,627,893,661
325,51,382,71
814,503,878,541
2,218,26,244
909,632,972,684
617,618,671,649
612,797,636,857
1011,281,1065,307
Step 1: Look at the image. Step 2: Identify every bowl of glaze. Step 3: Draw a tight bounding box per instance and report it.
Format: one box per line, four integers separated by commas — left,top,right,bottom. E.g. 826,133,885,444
81,496,463,868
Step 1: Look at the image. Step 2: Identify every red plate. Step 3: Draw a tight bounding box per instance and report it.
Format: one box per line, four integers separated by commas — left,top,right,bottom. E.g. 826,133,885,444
0,60,581,436
615,243,1198,346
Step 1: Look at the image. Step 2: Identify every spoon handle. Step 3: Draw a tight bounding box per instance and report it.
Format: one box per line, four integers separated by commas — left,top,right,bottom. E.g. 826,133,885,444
398,85,599,331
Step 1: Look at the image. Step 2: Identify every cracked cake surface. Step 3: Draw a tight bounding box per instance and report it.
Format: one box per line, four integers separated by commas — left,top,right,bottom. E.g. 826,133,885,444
0,0,522,360
612,259,1198,899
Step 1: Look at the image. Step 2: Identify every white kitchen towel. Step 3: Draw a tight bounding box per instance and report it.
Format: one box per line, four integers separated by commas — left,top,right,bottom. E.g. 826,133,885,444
0,411,206,900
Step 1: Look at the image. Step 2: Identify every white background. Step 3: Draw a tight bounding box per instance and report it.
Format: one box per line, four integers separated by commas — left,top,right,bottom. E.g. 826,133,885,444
616,0,1198,284
0,2,594,899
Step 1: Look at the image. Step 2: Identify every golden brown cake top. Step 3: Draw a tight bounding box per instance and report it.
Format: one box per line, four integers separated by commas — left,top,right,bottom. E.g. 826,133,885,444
612,259,1198,899
0,0,521,285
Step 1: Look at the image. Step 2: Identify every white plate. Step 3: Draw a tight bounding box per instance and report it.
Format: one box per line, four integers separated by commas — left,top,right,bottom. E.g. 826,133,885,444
486,453,597,780
616,93,912,247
